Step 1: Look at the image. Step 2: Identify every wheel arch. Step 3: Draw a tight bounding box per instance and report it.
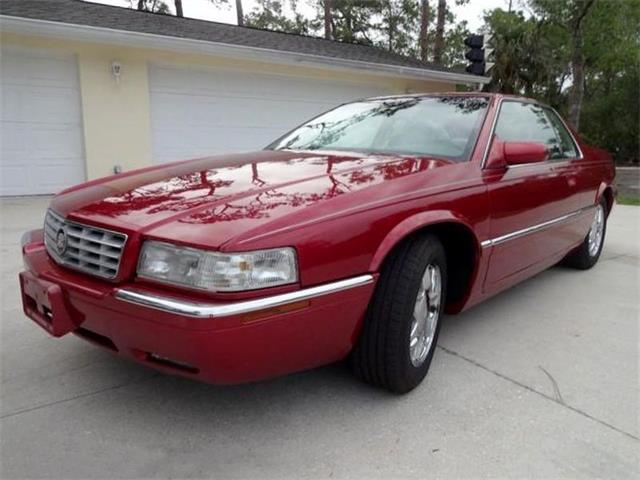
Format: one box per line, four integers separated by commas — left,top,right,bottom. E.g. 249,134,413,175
599,183,615,215
369,211,482,313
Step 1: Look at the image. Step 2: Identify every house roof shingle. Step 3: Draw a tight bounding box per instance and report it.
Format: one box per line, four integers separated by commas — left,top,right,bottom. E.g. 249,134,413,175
0,0,461,75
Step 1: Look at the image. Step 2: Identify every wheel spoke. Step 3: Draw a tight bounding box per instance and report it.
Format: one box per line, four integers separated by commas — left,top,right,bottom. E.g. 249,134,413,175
587,205,605,257
427,270,440,306
410,318,419,338
427,287,439,307
409,263,442,367
414,295,428,321
422,268,432,291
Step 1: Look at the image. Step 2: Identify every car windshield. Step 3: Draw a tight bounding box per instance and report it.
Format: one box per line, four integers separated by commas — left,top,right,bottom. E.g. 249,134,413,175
268,96,489,162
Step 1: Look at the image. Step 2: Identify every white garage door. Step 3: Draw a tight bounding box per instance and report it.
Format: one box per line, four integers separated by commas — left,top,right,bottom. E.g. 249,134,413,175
1,47,85,196
149,64,391,164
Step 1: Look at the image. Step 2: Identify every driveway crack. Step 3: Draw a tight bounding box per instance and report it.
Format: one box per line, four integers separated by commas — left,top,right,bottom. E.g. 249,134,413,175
0,373,161,420
538,365,565,404
437,345,639,442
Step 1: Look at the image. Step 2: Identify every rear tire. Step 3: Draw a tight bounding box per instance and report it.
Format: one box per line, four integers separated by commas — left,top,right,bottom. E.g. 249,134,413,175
564,199,607,270
351,234,447,394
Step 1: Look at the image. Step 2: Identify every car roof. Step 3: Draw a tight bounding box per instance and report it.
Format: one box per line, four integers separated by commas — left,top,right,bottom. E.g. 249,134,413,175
365,92,493,101
363,92,537,103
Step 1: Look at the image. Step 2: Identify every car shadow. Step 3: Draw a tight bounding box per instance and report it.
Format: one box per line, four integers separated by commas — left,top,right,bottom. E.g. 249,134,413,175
58,345,401,425
30,262,588,428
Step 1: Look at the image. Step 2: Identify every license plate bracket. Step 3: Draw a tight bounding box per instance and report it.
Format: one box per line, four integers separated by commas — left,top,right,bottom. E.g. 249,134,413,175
19,271,77,337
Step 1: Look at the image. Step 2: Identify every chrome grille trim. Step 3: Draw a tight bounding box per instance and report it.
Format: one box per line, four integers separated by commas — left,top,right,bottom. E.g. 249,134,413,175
44,209,127,279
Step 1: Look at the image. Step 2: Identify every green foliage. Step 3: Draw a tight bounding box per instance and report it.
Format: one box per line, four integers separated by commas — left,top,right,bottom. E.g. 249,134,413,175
245,0,311,34
312,1,471,64
579,0,640,164
484,10,564,96
617,195,640,206
484,0,639,164
375,0,420,55
412,0,471,66
133,0,170,14
439,19,471,68
312,0,383,45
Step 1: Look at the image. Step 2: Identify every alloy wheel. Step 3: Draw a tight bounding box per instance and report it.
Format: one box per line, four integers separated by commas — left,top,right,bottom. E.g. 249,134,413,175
587,204,605,257
409,264,442,367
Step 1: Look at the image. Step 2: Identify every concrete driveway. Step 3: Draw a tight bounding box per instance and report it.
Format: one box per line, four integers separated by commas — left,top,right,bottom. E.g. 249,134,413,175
1,196,638,479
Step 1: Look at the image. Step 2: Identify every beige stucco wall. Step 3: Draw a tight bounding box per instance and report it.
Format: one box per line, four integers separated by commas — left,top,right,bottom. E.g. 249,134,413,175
0,32,455,180
76,48,153,179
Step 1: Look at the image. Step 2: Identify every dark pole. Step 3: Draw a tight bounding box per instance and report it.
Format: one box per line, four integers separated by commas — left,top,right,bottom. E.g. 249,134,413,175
236,0,244,26
324,0,332,39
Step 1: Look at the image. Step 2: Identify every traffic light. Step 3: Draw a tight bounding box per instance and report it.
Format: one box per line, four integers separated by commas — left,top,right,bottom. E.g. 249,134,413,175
464,34,494,76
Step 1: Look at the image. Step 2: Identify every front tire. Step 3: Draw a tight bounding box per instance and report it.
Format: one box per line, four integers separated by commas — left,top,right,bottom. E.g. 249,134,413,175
564,199,607,270
351,234,447,394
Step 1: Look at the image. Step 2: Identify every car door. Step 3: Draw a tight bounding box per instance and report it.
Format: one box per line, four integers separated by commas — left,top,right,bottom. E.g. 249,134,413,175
543,107,602,216
482,100,588,290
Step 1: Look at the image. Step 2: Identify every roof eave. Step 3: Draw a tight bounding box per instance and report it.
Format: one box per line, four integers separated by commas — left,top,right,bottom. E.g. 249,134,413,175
0,15,491,85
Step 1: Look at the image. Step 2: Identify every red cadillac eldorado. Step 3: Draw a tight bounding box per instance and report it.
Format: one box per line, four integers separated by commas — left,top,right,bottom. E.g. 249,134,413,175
20,93,615,393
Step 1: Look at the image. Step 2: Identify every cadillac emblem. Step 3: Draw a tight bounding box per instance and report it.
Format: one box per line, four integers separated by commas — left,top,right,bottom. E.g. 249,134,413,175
55,229,67,255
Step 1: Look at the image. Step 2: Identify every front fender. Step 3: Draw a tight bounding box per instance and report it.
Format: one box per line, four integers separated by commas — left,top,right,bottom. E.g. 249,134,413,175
368,209,481,272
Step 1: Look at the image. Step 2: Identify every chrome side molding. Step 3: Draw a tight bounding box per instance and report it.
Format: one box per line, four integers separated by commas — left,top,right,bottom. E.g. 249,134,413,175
481,205,595,248
114,274,374,318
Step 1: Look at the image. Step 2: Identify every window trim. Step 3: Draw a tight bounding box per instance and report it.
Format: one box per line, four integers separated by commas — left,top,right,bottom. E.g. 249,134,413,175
481,98,584,169
542,106,583,161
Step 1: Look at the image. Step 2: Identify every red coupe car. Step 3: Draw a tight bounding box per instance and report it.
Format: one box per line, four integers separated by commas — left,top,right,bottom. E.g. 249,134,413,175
20,93,615,393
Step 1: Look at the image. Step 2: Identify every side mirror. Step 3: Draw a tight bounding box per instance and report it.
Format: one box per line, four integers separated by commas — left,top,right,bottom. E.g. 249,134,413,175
503,142,548,166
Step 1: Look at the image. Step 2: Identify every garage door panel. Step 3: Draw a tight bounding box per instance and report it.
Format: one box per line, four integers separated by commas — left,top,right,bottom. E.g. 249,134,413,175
0,47,85,195
31,126,84,158
151,66,292,98
149,93,197,125
150,89,371,126
152,94,332,129
1,51,80,89
149,65,391,163
29,91,81,122
34,162,85,187
0,165,30,196
152,125,283,161
2,88,81,124
2,122,83,158
0,123,25,154
152,66,372,103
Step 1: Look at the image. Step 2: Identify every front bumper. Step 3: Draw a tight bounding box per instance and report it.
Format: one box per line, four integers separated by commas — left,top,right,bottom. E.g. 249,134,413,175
20,230,376,384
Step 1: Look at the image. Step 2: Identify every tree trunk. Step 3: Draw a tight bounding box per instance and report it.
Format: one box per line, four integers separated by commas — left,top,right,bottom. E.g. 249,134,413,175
567,0,595,129
345,9,353,43
568,32,585,129
433,0,446,65
174,0,183,17
137,0,145,10
324,0,332,40
419,0,429,61
235,0,244,26
387,4,394,51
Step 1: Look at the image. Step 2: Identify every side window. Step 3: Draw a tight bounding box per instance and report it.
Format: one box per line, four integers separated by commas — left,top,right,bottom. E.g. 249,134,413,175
544,109,579,159
494,102,563,159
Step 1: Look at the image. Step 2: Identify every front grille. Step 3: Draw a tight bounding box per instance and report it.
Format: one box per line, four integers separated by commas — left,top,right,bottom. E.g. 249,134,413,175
44,209,127,279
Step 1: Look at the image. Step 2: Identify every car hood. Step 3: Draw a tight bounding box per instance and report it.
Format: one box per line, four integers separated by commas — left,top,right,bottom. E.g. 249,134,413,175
52,150,452,249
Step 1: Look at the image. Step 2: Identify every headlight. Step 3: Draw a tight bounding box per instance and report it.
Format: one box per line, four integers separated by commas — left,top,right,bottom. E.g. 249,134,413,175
137,241,298,292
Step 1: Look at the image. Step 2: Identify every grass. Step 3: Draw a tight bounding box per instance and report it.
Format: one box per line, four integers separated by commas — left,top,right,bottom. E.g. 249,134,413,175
617,195,640,206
